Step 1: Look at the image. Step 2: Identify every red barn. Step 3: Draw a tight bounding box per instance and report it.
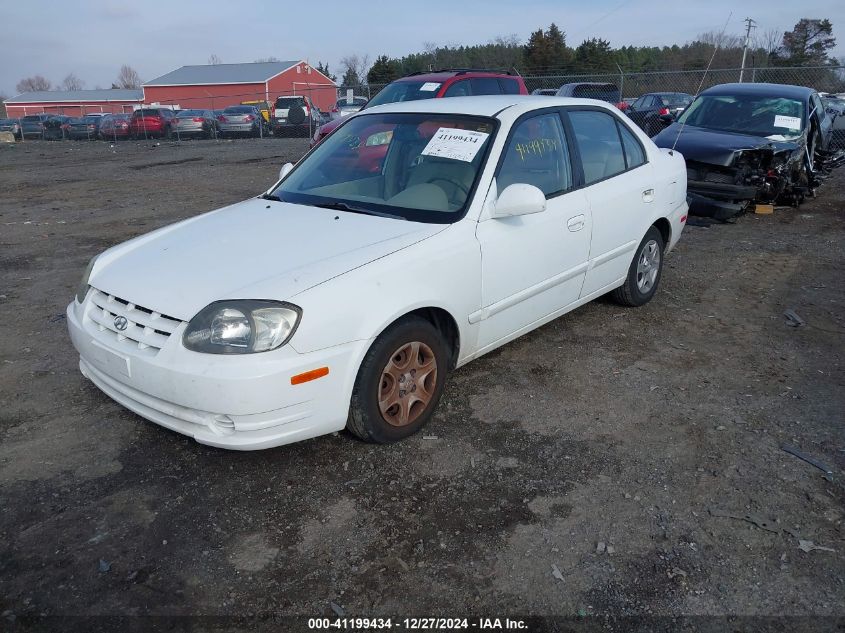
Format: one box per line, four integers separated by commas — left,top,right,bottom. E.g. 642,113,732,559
142,61,337,112
3,89,143,118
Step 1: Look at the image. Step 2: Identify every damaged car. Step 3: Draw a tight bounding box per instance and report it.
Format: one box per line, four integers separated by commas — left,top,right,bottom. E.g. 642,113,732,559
653,83,836,220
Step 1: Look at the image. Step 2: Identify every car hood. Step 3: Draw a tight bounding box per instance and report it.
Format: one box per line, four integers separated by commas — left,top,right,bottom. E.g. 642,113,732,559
89,198,446,321
318,115,349,136
653,123,802,167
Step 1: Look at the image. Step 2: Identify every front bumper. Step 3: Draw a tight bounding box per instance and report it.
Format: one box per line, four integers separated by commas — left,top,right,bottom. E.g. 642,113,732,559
67,298,366,450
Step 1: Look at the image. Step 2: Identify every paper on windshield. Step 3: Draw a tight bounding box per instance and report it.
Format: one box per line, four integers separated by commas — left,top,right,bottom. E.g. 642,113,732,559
419,82,441,92
774,115,801,130
421,128,490,162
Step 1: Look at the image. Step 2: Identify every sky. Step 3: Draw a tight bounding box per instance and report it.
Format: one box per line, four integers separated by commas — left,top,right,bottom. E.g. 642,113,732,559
2,0,843,96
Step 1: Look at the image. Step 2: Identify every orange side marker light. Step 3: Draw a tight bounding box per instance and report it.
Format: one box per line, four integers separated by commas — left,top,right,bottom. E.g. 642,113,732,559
291,367,329,385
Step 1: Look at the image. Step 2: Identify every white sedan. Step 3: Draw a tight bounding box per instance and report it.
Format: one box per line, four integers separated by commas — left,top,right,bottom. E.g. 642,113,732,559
67,96,688,450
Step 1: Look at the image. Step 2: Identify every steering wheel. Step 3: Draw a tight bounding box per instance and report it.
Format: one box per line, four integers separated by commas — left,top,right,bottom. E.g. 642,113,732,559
427,177,469,199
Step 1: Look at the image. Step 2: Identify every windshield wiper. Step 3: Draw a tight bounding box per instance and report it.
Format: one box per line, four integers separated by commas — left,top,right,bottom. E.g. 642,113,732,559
313,201,402,220
260,193,281,201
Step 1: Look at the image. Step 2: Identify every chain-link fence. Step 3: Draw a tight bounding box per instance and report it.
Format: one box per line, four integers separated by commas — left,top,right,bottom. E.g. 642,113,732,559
3,65,842,144
356,66,845,99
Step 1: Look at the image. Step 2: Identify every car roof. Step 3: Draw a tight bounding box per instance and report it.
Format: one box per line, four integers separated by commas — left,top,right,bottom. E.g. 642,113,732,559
394,70,516,82
701,82,814,100
560,82,618,88
360,95,620,118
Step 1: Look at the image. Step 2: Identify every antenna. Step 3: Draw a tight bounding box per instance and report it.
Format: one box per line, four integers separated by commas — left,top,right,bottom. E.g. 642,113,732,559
672,12,734,152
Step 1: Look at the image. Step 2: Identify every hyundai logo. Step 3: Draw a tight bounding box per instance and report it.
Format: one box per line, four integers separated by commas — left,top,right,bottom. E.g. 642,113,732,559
113,316,129,331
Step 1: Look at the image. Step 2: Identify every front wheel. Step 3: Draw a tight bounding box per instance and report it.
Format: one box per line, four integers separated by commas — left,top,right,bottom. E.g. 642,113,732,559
347,317,449,444
612,226,665,307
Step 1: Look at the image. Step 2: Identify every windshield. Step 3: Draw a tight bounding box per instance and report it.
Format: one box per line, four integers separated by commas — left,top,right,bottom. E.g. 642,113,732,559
178,109,205,117
678,94,805,136
337,98,367,107
224,106,254,114
269,113,496,223
659,94,693,107
365,82,442,108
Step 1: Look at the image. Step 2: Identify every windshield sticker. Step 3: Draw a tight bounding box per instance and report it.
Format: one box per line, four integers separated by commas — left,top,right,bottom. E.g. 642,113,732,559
774,115,801,130
421,128,490,162
419,82,441,92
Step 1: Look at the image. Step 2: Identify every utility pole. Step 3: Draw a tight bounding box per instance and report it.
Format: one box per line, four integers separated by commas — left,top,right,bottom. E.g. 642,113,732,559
739,17,756,82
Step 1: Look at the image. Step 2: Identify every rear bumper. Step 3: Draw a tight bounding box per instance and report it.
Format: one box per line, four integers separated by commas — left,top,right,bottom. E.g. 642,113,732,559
220,123,258,133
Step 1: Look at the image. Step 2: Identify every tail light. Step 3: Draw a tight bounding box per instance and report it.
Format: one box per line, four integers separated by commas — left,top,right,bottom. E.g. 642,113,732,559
303,105,310,116
332,106,339,113
659,107,670,116
245,115,254,122
192,117,204,122
217,115,227,122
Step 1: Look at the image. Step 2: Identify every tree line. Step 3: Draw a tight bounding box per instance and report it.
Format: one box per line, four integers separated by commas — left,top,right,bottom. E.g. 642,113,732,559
357,18,837,85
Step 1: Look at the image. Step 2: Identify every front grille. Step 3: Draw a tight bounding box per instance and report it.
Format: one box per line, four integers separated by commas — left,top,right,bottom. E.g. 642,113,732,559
86,288,184,356
704,171,735,184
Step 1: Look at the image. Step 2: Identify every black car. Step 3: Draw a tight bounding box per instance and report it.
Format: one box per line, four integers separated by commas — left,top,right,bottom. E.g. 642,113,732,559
626,92,693,136
272,95,322,137
653,83,835,219
555,82,621,104
43,115,72,140
67,115,105,140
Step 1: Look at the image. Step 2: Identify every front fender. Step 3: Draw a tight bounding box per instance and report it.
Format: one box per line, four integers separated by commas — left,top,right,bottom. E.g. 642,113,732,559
287,222,481,361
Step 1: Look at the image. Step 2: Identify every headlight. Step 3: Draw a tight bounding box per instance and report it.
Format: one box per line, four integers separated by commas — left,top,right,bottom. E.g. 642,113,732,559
76,255,98,303
183,300,301,354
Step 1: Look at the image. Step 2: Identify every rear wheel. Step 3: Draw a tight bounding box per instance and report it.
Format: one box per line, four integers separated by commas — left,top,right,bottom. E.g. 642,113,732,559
347,317,449,444
611,226,665,307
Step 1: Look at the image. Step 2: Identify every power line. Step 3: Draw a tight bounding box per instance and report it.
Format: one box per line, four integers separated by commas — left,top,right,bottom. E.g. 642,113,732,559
739,17,757,82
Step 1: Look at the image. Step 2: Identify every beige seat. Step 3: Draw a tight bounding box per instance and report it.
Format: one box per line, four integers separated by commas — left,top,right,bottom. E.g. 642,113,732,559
405,158,475,206
578,138,625,183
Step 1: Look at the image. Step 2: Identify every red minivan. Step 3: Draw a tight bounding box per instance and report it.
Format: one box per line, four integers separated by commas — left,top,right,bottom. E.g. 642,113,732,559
129,108,177,139
310,69,528,147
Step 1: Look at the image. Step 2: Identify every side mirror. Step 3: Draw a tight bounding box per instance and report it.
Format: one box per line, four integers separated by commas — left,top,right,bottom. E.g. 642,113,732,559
491,183,546,218
279,162,294,180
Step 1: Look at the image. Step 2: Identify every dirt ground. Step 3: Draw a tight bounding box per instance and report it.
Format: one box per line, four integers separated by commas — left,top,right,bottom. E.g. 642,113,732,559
0,138,843,629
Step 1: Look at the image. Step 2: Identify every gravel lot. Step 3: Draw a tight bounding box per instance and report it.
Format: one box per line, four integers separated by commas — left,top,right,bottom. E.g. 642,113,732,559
0,138,843,628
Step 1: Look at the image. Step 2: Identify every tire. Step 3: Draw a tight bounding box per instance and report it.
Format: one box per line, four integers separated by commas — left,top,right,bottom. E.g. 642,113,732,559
287,105,306,125
347,317,449,444
611,226,665,307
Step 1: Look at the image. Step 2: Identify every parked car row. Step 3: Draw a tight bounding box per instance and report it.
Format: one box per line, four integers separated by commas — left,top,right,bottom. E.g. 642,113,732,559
3,100,331,142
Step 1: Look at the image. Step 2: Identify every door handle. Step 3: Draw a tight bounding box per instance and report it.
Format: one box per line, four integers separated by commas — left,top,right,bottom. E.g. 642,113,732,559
567,214,586,232
642,189,655,203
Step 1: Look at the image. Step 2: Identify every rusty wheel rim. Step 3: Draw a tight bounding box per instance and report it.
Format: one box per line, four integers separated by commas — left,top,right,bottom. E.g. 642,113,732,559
378,341,438,427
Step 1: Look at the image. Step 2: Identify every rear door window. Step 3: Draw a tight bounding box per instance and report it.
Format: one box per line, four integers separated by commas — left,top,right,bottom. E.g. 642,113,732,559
499,78,521,94
470,77,501,95
617,123,646,169
568,110,627,184
444,80,471,97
